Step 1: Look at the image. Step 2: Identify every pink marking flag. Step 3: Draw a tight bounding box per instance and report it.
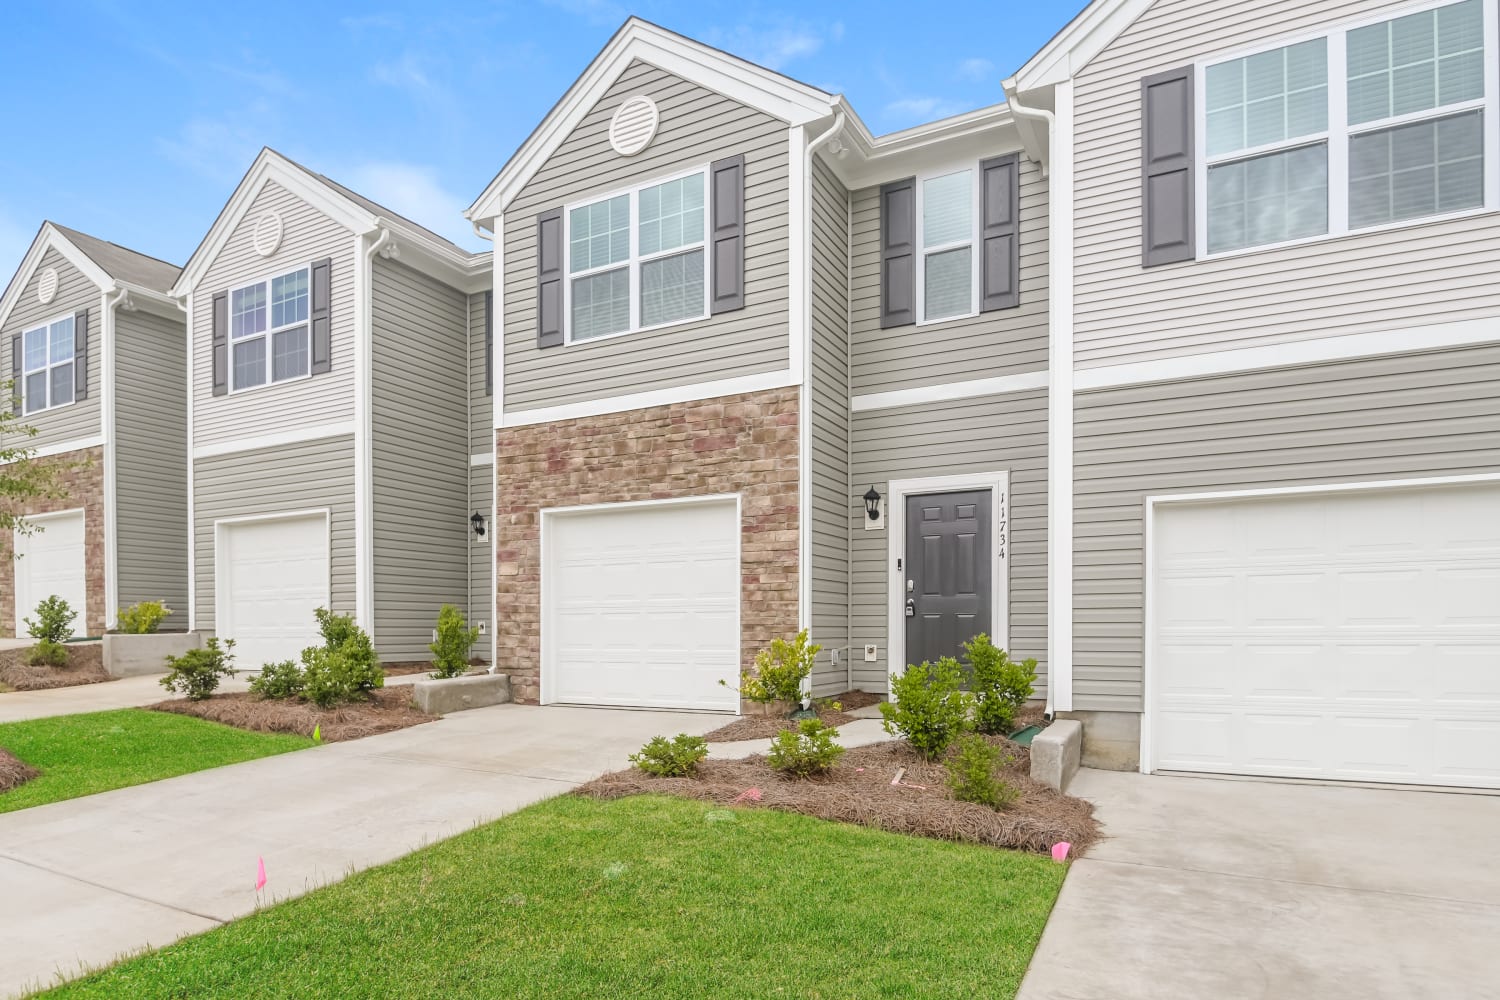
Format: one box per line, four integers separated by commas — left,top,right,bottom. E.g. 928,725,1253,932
1051,842,1071,863
733,787,762,803
255,856,267,891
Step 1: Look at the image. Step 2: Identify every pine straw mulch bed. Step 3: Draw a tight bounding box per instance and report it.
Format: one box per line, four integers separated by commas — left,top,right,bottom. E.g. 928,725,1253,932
702,689,887,743
0,644,111,691
578,734,1099,856
381,659,492,677
149,686,439,742
0,747,40,792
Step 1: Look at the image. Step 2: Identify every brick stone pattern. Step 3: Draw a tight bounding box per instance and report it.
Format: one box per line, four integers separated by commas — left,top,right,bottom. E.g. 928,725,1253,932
0,446,106,637
494,386,800,705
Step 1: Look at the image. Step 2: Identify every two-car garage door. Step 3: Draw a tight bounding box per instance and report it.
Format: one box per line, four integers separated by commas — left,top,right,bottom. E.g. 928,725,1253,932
1150,481,1500,789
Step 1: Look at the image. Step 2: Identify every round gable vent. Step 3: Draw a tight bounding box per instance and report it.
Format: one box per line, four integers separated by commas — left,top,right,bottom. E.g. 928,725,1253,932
609,95,659,157
253,211,284,257
37,267,58,305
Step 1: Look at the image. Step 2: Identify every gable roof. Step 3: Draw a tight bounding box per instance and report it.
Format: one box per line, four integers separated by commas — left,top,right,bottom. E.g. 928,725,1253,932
0,221,181,332
1006,0,1155,93
465,17,839,222
51,224,180,293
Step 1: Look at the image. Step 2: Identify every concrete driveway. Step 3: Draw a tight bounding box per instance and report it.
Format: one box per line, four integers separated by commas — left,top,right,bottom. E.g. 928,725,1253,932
1019,769,1500,1000
0,703,724,998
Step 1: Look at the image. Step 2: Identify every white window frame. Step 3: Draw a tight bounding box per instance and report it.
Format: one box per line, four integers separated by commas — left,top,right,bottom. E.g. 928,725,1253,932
225,266,313,394
19,312,77,416
561,163,711,345
1194,0,1500,260
914,164,981,325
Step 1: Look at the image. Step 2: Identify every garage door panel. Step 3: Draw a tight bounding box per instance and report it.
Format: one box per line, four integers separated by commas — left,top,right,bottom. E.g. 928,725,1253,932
1158,574,1235,628
1432,720,1500,780
1339,570,1422,626
1436,568,1500,626
1241,498,1328,560
1245,572,1325,628
1242,643,1325,701
1433,645,1500,705
1241,713,1324,774
1331,716,1423,781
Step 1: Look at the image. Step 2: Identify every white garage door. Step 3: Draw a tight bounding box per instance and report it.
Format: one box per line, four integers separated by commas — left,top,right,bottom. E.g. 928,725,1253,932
545,498,739,712
14,509,87,638
217,513,329,669
1151,481,1500,789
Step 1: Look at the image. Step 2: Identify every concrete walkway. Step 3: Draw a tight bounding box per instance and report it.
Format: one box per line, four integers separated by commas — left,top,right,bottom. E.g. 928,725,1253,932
1018,769,1500,1000
0,703,724,997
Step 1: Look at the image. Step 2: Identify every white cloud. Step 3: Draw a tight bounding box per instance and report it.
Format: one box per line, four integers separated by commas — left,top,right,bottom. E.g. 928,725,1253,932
157,110,267,183
707,17,843,71
372,52,436,93
340,162,487,251
956,57,995,83
884,96,965,125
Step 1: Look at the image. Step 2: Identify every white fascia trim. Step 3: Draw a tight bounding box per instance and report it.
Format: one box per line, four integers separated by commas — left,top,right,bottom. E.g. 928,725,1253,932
465,18,836,220
192,421,357,460
1075,317,1500,392
0,435,105,464
850,370,1049,413
498,369,798,428
0,224,114,333
1008,0,1155,92
354,231,378,634
1046,81,1076,713
185,290,196,631
470,451,494,467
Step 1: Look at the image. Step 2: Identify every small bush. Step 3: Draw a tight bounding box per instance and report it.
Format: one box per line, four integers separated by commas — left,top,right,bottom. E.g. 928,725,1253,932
767,718,846,777
944,735,1020,810
966,634,1038,735
429,604,479,679
723,629,820,706
879,656,972,760
26,639,68,667
248,660,305,700
116,600,173,635
629,734,709,777
160,637,237,701
313,607,359,650
301,644,382,708
24,595,77,644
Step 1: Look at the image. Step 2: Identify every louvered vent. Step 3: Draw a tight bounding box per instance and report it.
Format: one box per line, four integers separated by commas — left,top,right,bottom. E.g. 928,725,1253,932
253,212,284,257
37,268,58,305
609,95,659,157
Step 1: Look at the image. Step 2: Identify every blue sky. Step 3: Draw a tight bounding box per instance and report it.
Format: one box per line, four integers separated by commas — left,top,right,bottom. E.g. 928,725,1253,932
0,0,1086,273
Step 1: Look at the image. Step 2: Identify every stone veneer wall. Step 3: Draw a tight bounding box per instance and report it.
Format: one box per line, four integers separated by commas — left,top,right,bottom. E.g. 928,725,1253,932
494,386,801,705
0,446,106,636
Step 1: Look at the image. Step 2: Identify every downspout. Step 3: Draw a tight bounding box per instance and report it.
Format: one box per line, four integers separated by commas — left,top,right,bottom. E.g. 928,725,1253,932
468,222,495,632
357,227,393,636
101,284,130,632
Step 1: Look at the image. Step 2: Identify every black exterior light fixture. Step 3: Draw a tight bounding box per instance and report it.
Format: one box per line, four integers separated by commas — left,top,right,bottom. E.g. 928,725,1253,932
863,486,882,521
470,512,487,539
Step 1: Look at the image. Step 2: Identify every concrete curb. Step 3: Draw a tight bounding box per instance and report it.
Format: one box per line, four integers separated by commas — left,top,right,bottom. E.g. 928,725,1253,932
412,673,512,714
1030,719,1082,791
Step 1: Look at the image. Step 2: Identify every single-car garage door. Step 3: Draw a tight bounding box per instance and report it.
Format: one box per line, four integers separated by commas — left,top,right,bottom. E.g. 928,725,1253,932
1150,480,1500,789
217,513,329,668
15,509,87,637
544,498,739,712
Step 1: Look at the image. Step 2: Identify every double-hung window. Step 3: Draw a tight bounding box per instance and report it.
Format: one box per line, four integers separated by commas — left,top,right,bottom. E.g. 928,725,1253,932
917,168,977,322
566,168,707,342
21,315,75,414
229,267,310,391
1201,0,1494,255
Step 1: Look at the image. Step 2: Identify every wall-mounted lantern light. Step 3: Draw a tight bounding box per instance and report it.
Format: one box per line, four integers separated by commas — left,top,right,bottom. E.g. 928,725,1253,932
863,486,882,521
470,512,487,539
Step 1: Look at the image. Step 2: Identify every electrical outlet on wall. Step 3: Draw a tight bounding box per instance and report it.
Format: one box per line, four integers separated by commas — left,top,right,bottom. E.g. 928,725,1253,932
830,648,840,665
864,644,878,662
477,620,487,635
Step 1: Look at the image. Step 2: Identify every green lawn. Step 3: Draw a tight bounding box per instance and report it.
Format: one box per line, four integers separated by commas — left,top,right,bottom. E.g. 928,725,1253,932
0,709,313,814
35,795,1066,1000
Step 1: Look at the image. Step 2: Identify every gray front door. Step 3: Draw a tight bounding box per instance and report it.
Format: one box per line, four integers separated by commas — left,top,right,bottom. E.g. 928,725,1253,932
904,490,992,668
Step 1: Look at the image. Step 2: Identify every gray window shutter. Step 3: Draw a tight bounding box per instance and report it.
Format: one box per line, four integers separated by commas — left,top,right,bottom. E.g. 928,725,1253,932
536,208,563,349
9,335,20,414
483,289,493,395
310,257,332,374
1142,66,1196,267
879,177,915,328
979,154,1021,312
211,290,229,396
709,154,745,314
73,309,89,400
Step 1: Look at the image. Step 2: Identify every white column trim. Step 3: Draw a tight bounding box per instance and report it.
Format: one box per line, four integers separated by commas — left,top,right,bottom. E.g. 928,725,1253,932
354,231,380,634
100,289,120,630
185,290,196,631
1047,81,1076,712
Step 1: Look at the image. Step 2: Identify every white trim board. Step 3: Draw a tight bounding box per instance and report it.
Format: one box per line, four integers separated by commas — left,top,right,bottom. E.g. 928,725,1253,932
0,435,104,464
884,471,1010,695
498,368,798,428
1139,471,1500,778
192,421,356,461
469,452,494,467
1074,317,1500,392
851,370,1049,413
0,224,114,333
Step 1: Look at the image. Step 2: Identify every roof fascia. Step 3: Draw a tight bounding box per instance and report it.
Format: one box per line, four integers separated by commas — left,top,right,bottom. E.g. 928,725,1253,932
0,224,114,332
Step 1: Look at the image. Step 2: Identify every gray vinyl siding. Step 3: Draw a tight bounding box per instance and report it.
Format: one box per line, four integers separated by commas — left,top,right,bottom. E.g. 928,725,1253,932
1,248,102,449
114,307,188,618
1073,344,1500,712
191,180,357,448
193,435,355,635
469,290,492,455
370,258,469,661
848,158,1049,395
808,157,850,696
502,59,791,414
468,461,493,654
1073,0,1500,368
849,389,1049,694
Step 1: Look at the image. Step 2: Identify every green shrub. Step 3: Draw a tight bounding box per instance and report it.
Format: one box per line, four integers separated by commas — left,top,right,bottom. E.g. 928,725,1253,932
629,734,709,777
26,639,68,667
24,595,76,644
767,718,845,777
944,734,1020,810
116,600,173,635
723,629,820,707
248,660,305,700
879,657,972,760
160,637,237,701
301,644,383,708
313,607,359,650
429,604,479,679
965,634,1038,735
